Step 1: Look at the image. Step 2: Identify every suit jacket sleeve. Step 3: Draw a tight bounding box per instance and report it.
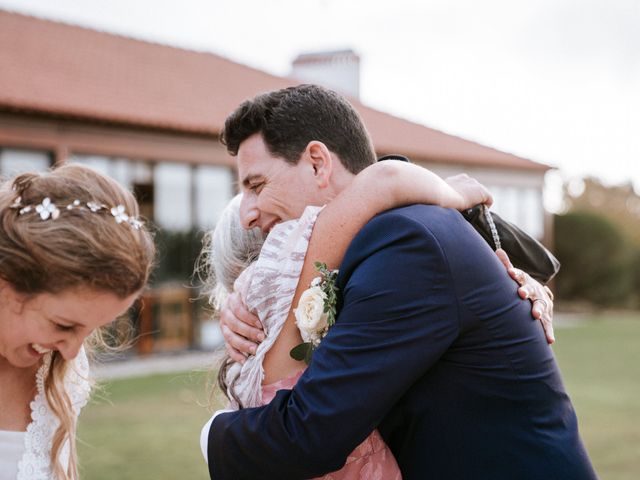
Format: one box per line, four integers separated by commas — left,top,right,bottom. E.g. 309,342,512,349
207,208,461,479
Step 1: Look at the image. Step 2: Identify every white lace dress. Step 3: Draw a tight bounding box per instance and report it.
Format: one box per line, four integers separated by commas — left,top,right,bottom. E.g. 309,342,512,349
0,348,91,480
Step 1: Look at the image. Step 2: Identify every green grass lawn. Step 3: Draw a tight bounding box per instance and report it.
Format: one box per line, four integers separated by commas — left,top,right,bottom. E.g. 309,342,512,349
78,370,218,480
78,314,640,479
553,313,640,480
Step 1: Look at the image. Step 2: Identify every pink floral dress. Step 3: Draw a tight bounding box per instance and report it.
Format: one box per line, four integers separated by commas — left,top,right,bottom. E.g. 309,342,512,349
262,371,402,480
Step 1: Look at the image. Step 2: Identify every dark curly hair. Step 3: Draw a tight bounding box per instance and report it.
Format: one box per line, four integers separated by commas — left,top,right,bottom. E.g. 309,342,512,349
221,84,376,174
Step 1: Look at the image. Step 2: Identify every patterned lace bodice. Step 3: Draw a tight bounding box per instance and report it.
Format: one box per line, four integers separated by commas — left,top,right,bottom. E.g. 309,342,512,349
16,348,91,479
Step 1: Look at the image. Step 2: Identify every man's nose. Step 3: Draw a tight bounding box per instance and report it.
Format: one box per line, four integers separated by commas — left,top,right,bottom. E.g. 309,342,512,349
239,195,259,230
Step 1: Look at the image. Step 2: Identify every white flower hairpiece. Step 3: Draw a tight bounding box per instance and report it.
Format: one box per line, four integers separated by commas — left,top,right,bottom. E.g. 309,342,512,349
10,196,143,230
36,197,60,220
110,205,129,223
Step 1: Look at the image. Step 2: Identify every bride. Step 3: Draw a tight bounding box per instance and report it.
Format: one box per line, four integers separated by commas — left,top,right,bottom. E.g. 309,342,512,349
0,163,154,480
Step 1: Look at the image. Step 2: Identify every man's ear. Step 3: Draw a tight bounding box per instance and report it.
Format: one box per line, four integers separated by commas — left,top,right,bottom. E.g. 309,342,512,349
304,141,333,188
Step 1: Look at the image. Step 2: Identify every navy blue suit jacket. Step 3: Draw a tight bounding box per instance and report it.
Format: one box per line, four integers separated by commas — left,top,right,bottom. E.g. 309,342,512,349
207,205,596,479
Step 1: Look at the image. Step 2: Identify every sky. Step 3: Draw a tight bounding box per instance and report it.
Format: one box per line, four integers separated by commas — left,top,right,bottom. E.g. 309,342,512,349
1,0,638,211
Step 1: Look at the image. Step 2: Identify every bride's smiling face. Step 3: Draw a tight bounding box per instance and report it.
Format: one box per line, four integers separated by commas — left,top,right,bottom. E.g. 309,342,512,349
0,284,138,368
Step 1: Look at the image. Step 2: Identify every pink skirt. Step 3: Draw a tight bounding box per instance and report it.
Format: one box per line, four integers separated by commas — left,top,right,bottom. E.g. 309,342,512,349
261,371,402,480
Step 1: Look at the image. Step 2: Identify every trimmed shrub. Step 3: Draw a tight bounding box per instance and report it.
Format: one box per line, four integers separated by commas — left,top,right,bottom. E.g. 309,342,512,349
554,211,636,307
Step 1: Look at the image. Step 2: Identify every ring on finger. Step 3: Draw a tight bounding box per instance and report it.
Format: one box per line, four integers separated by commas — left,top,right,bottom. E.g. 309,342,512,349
533,298,548,311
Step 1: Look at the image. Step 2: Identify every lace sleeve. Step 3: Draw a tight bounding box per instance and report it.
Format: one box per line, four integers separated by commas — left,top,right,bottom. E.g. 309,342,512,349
225,206,323,408
17,347,92,479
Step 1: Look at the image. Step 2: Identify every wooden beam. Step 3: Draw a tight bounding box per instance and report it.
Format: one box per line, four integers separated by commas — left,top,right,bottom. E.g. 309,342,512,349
0,112,234,167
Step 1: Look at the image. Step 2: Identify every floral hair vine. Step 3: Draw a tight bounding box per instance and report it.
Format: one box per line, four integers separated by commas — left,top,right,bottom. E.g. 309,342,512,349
9,196,143,230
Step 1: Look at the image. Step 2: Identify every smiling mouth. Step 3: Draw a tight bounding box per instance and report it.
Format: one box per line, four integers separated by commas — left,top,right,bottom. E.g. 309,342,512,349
262,220,279,234
31,343,53,355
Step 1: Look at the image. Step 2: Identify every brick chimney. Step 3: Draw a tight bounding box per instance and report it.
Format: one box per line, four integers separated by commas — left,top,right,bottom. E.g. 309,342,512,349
291,49,360,99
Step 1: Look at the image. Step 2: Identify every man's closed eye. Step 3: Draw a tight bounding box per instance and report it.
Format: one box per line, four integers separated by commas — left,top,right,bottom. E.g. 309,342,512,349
249,183,264,194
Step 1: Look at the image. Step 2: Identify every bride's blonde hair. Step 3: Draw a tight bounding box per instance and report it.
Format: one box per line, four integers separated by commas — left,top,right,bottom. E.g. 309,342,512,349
0,163,155,480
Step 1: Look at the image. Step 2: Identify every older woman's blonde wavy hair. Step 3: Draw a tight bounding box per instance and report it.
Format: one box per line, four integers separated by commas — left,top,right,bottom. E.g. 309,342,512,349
0,163,155,480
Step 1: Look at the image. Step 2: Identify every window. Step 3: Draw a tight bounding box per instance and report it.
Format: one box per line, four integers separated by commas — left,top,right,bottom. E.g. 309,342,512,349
65,156,235,232
522,188,543,239
70,156,155,220
0,149,50,176
154,163,192,231
69,154,111,175
195,166,234,229
489,185,544,240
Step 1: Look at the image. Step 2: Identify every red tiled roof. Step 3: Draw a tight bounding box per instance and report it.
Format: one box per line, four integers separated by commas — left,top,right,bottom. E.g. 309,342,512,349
0,10,548,171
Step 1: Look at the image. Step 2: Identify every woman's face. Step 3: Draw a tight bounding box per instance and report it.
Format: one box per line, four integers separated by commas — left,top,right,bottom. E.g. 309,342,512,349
0,285,138,368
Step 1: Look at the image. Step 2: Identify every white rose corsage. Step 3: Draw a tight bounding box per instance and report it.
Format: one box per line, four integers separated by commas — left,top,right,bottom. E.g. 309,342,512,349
290,262,339,364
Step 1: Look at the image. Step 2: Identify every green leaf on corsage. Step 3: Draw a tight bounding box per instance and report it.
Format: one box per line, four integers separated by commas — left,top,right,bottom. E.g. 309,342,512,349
290,342,314,365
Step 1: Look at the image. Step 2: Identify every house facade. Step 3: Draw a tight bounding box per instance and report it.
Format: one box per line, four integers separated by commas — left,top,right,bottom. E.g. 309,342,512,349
0,10,552,351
